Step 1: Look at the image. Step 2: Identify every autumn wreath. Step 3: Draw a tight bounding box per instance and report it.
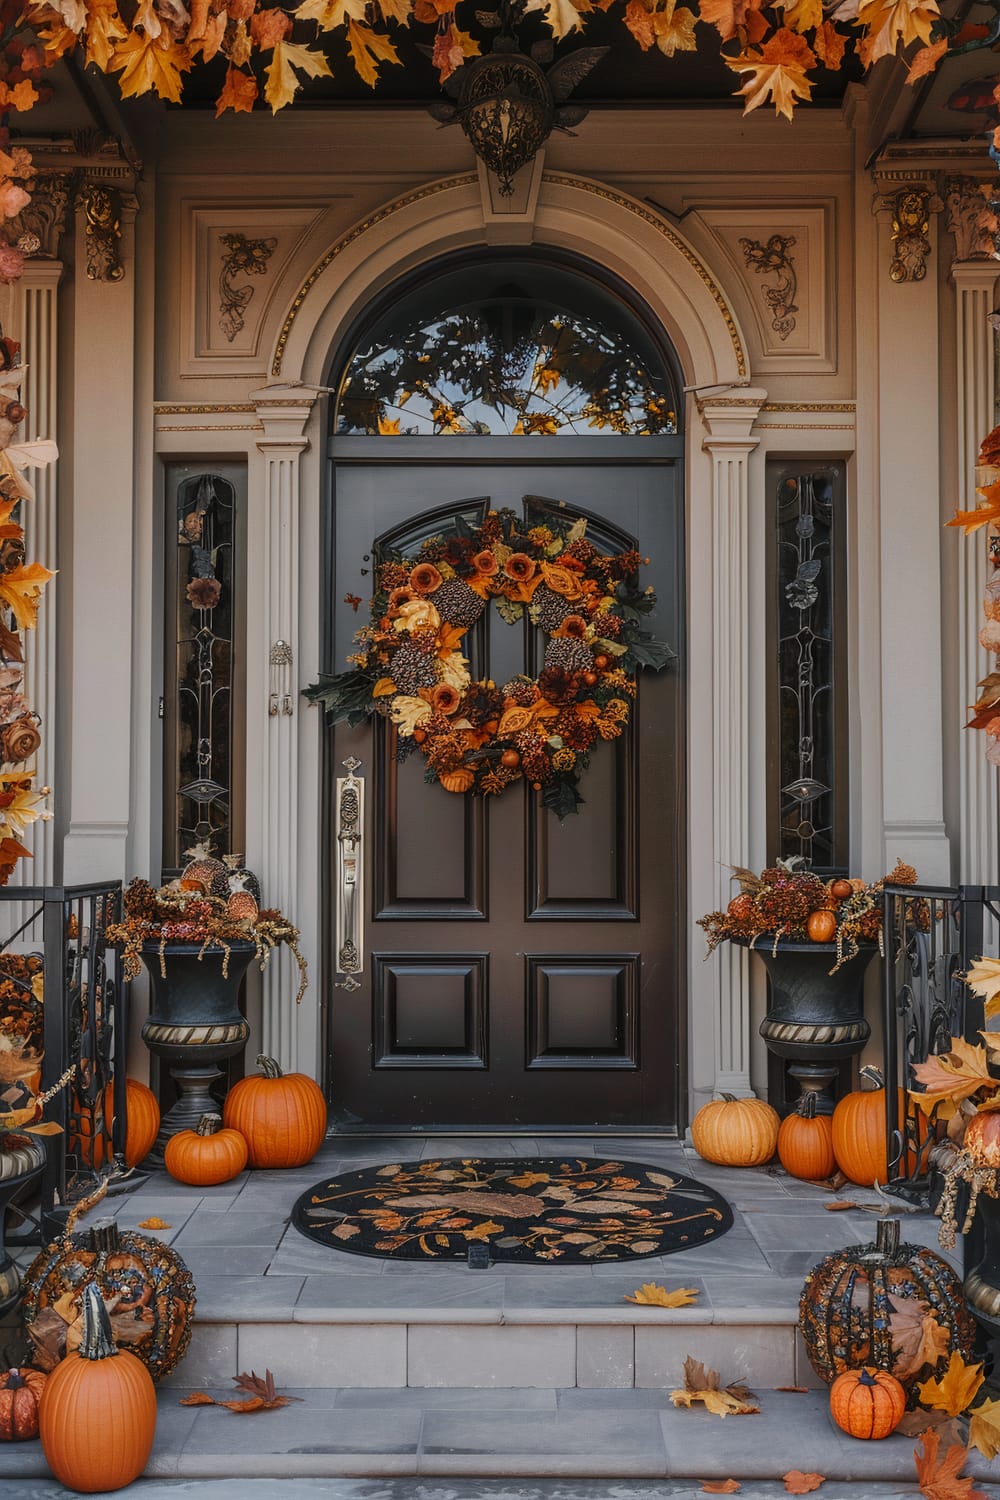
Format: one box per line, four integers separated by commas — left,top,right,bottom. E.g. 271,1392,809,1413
305,508,673,818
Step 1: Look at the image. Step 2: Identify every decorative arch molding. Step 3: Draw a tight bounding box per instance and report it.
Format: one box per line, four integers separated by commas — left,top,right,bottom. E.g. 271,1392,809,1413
270,171,750,390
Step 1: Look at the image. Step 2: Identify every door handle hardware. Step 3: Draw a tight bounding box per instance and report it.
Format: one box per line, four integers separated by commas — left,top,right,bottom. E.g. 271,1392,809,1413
334,756,364,992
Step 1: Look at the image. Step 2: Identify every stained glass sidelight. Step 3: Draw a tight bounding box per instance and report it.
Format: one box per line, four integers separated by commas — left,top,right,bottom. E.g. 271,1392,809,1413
163,467,245,873
335,259,677,437
768,465,848,873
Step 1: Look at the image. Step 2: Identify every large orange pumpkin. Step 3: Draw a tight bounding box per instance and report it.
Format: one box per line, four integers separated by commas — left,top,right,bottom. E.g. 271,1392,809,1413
832,1074,910,1187
164,1112,248,1186
690,1093,779,1167
829,1366,906,1440
222,1054,327,1168
0,1367,46,1441
73,1078,160,1170
777,1091,835,1181
39,1282,156,1492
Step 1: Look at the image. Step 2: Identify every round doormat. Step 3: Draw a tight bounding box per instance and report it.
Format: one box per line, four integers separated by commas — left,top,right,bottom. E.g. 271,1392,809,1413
291,1157,733,1263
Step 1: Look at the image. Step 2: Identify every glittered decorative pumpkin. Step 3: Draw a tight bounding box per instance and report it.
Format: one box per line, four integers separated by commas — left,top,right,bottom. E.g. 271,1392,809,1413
39,1281,156,1492
0,1367,46,1441
777,1092,836,1182
829,1366,906,1440
20,1216,195,1381
799,1218,976,1389
164,1112,248,1186
223,1054,327,1168
690,1093,779,1168
73,1078,161,1170
832,1072,910,1187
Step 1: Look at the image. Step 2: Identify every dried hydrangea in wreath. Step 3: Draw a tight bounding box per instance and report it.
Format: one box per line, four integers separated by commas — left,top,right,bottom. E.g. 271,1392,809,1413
305,509,674,819
697,858,925,974
106,879,308,1005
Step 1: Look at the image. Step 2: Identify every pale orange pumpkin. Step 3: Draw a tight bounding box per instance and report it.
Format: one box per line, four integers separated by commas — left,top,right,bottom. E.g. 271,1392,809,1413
690,1093,779,1167
806,909,838,943
0,1367,46,1442
223,1055,327,1168
39,1282,156,1492
829,1366,906,1440
164,1112,248,1185
73,1078,160,1170
777,1092,835,1181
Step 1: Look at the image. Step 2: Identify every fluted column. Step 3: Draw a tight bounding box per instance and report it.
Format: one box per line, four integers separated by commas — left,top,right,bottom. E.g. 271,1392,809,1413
953,262,1000,882
10,262,61,893
700,388,766,1096
250,388,315,1071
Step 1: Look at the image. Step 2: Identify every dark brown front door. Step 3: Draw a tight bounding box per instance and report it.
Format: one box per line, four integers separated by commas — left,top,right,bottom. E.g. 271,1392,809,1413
327,439,684,1130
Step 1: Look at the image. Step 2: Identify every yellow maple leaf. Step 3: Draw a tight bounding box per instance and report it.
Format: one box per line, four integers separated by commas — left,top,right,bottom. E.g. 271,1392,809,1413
0,777,50,839
526,0,591,38
346,19,401,85
725,29,815,120
906,34,947,81
670,1355,760,1417
111,30,192,103
947,499,1000,535
32,10,81,61
0,562,54,632
295,0,366,29
215,66,258,116
389,694,432,736
654,0,698,55
781,0,821,32
263,39,333,112
963,958,1000,1022
909,1036,995,1118
968,1396,1000,1460
625,1282,700,1307
917,1351,985,1418
376,0,413,19
856,0,939,66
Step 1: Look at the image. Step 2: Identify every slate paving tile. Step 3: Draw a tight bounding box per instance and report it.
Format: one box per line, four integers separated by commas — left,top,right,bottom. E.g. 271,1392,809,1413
181,1247,275,1278
267,1239,386,1276
501,1276,707,1310
420,1409,667,1457
335,1388,558,1409
743,1214,871,1251
764,1249,829,1278
173,1211,289,1248
702,1275,803,1311
193,1274,305,1319
179,1408,423,1456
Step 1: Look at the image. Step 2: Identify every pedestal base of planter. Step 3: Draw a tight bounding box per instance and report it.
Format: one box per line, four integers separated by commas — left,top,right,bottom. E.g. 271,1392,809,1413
786,1061,841,1114
146,1065,226,1167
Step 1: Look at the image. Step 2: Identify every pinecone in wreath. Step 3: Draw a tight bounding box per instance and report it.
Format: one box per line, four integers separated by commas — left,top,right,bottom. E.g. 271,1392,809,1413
432,578,485,627
534,587,572,632
390,643,439,695
544,638,594,676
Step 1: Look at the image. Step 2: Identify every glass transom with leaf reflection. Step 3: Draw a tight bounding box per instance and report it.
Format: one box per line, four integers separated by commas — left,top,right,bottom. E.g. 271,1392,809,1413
335,260,678,438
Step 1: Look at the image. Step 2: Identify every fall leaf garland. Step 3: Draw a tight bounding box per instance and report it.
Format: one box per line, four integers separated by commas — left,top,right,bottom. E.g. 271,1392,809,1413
304,507,673,819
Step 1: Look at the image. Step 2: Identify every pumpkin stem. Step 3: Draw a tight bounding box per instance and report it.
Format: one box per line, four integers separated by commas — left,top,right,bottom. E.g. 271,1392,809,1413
874,1217,901,1258
797,1092,819,1119
859,1065,885,1092
5,1369,25,1388
196,1113,223,1136
859,1367,881,1386
256,1055,283,1079
79,1281,118,1361
87,1216,122,1255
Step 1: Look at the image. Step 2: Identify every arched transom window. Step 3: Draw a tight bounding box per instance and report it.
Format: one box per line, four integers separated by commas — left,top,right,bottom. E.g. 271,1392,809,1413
335,257,679,437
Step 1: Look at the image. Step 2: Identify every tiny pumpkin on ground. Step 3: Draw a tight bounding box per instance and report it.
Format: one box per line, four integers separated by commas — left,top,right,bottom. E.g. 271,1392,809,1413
829,1366,906,1440
0,1367,46,1441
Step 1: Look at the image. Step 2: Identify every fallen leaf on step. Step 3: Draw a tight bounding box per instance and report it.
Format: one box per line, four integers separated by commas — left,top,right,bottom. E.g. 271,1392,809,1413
670,1355,760,1417
179,1392,217,1406
783,1473,824,1494
897,1409,965,1448
138,1217,171,1229
218,1397,269,1413
918,1352,985,1417
968,1395,1000,1460
775,1385,809,1392
625,1282,699,1307
823,1200,858,1211
701,1482,740,1493
914,1429,990,1500
215,1369,300,1412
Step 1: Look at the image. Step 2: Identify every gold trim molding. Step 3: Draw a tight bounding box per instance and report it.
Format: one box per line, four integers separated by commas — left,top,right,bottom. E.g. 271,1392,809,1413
762,402,855,412
158,423,263,432
271,171,747,381
756,423,855,431
155,403,258,414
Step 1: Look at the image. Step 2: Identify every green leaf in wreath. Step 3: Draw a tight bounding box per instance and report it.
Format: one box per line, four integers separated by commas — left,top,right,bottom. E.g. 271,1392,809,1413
626,638,676,672
542,776,584,821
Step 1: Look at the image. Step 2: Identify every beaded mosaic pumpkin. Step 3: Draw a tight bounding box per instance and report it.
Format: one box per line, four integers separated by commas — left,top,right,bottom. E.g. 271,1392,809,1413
20,1216,195,1381
799,1217,975,1389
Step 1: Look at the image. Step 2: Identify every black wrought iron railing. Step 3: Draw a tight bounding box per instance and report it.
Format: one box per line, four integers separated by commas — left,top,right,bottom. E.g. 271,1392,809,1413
881,883,1000,1199
0,882,131,1232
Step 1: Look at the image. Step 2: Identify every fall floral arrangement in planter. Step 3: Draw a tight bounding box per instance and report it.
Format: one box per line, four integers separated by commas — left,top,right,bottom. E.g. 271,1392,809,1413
306,507,673,819
697,858,922,972
106,877,308,1005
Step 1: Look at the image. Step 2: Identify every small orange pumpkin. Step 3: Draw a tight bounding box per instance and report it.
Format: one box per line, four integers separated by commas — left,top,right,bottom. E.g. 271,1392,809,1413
223,1055,327,1169
830,879,854,901
806,909,838,943
164,1112,248,1186
39,1282,156,1492
74,1078,160,1170
777,1092,835,1181
690,1093,779,1167
832,1071,910,1187
0,1367,46,1441
829,1366,906,1440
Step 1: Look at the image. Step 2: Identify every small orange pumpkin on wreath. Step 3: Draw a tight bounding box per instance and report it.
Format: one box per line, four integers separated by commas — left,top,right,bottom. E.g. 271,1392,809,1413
306,507,674,819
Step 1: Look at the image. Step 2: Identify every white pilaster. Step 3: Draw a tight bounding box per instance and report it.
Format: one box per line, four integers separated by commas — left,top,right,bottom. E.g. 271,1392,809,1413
953,262,1000,883
700,388,766,1096
872,183,952,881
9,262,61,894
250,388,315,1071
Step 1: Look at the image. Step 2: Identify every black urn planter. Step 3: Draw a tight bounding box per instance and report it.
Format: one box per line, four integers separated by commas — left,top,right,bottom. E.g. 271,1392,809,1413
750,939,878,1112
0,1135,45,1316
963,1188,1000,1325
139,940,255,1162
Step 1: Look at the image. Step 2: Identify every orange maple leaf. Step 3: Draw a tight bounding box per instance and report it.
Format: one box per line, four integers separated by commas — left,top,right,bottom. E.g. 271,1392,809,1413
431,22,479,82
946,501,1000,535
783,1475,824,1495
698,0,763,42
346,18,401,85
111,31,192,103
0,562,55,633
84,0,127,71
702,1484,741,1495
918,1353,985,1418
813,18,846,67
215,66,258,115
251,7,293,46
624,0,655,47
910,1037,995,1118
906,35,947,81
914,1429,990,1500
179,1391,216,1405
725,29,815,119
0,80,39,112
32,9,80,62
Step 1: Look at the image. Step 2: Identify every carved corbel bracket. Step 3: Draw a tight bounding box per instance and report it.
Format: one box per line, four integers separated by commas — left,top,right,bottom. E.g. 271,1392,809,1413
76,181,125,282
945,176,1000,264
872,176,944,283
